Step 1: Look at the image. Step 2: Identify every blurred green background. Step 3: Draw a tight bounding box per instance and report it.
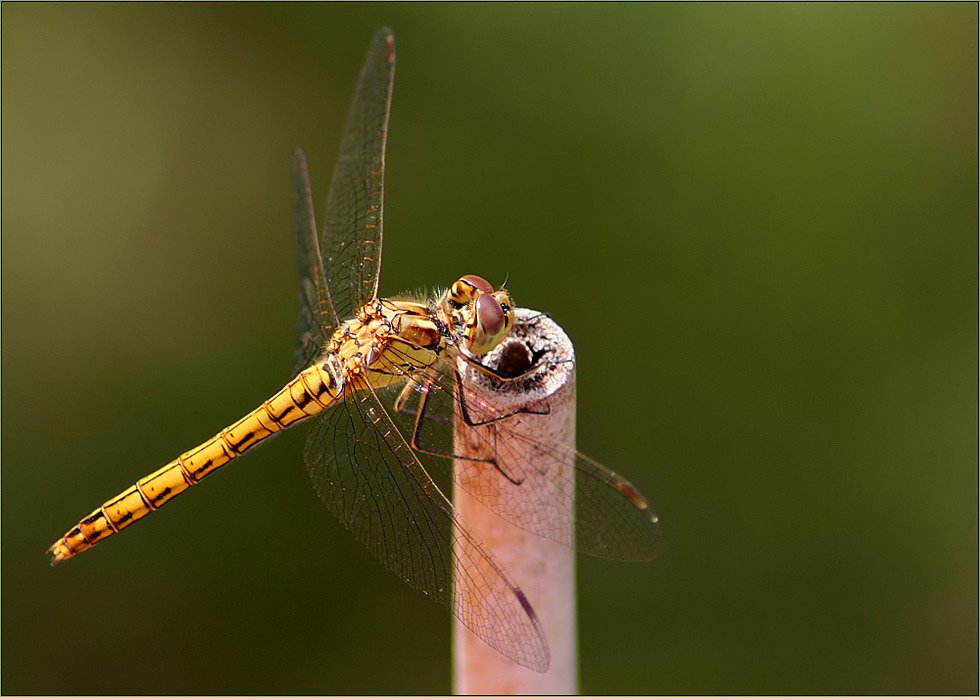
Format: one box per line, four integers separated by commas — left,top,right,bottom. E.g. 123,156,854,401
3,4,976,694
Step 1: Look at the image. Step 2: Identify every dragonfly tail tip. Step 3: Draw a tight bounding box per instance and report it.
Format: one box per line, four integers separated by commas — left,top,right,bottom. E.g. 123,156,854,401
46,542,71,566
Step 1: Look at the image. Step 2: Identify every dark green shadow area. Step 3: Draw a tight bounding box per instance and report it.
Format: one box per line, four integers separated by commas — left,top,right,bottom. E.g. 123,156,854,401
3,4,976,694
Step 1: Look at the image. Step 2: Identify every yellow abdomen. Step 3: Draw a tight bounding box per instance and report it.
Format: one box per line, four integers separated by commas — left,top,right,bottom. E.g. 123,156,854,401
47,359,343,564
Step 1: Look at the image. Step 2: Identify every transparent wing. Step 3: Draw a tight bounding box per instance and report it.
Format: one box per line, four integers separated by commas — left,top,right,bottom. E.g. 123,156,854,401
293,149,326,376
386,342,664,562
305,383,550,673
321,27,392,324
293,28,394,376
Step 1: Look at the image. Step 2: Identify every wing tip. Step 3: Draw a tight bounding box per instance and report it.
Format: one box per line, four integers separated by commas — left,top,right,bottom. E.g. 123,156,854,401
373,26,395,64
294,146,309,172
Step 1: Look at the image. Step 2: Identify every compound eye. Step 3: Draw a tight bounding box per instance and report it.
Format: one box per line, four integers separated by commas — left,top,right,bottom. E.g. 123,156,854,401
475,293,505,338
450,275,494,304
462,275,494,293
466,293,511,355
493,290,515,333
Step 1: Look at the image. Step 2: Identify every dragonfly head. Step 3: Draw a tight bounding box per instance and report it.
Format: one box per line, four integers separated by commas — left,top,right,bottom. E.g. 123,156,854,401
441,275,515,356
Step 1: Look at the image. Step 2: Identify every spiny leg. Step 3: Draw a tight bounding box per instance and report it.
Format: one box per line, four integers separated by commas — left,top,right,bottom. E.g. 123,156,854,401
452,370,549,426
403,373,524,484
395,368,549,487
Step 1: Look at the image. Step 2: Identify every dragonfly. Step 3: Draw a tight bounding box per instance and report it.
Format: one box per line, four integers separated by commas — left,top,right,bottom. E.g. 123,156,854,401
48,28,662,673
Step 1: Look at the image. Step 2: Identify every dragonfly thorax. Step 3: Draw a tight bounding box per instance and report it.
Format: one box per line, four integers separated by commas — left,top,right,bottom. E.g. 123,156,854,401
438,275,515,357
327,298,447,392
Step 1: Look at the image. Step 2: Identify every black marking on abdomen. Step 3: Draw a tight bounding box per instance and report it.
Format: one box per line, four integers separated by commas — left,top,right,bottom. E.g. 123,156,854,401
272,402,297,424
80,513,102,528
146,486,172,506
312,376,330,398
192,455,219,474
291,386,313,409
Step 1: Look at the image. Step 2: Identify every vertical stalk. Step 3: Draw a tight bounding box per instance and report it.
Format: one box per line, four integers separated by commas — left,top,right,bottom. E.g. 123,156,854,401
454,309,578,695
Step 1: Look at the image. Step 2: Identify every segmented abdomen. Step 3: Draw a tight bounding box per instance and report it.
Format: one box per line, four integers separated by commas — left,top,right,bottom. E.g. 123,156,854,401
47,358,343,564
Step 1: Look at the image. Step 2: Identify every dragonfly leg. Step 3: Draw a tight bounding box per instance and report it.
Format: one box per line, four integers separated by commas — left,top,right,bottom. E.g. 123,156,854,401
453,369,549,425
459,341,574,388
401,374,527,486
521,310,551,324
392,371,449,422
393,379,417,414
459,351,548,384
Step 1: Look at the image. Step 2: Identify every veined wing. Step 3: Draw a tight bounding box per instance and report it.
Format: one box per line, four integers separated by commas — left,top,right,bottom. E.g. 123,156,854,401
304,383,550,672
382,337,664,562
293,149,323,375
294,28,394,376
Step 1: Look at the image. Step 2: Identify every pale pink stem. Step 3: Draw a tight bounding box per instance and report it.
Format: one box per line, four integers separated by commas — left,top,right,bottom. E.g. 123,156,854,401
454,308,578,695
